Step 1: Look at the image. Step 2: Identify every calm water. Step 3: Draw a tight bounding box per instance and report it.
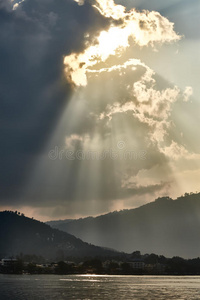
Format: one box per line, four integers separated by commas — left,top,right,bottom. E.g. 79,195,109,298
0,274,200,299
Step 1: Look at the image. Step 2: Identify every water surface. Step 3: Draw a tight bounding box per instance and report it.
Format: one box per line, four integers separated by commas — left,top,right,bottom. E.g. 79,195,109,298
0,274,200,299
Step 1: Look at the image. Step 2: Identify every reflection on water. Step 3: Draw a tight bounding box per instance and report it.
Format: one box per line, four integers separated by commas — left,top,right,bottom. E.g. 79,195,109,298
0,274,200,300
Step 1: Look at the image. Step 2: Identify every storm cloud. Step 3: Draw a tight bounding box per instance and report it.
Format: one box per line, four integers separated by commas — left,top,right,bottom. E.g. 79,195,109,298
0,0,109,200
0,0,199,221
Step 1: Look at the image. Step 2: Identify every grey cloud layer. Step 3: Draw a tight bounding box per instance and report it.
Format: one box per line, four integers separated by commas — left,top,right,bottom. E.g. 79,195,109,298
0,0,198,220
0,0,109,201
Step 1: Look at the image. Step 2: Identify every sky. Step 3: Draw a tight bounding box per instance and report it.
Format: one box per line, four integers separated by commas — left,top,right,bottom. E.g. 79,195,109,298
0,0,200,221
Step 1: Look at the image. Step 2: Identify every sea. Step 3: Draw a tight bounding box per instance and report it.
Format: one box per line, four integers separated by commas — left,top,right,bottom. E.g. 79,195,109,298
0,274,200,299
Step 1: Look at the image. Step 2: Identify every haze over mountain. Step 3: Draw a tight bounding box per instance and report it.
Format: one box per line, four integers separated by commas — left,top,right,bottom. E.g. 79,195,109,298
0,211,121,260
47,193,200,258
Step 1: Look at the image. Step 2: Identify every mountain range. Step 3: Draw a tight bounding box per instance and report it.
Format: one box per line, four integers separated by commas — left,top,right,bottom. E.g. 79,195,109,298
0,211,122,261
47,193,200,258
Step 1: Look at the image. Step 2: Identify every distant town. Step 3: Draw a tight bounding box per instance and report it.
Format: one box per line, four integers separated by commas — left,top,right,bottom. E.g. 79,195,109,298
1,252,200,276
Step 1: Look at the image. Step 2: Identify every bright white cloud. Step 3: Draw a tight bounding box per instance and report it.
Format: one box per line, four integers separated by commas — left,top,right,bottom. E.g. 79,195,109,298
183,86,193,102
64,0,181,86
12,0,25,10
97,59,181,145
65,134,84,149
161,140,200,161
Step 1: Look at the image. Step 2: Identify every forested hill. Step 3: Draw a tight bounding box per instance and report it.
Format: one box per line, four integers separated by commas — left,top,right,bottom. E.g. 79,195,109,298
0,211,121,260
47,193,200,258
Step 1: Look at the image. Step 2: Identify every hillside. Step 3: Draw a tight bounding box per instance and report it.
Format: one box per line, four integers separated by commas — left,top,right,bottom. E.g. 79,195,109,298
47,193,200,258
0,211,122,260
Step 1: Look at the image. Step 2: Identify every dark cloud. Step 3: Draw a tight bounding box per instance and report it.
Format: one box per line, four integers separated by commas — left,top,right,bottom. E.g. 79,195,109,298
1,0,197,220
0,0,109,201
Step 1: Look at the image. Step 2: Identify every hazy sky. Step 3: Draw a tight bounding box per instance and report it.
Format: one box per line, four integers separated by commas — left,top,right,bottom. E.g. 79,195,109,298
0,0,200,221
